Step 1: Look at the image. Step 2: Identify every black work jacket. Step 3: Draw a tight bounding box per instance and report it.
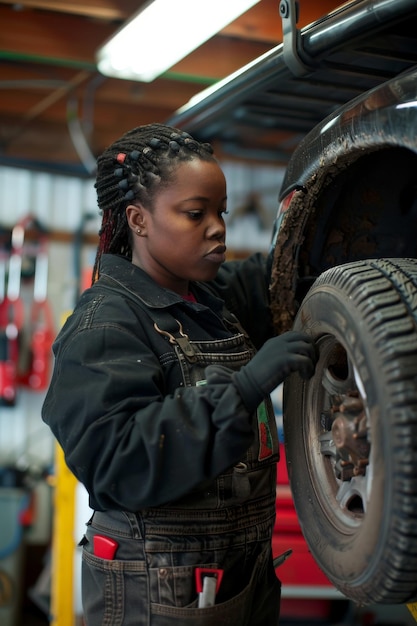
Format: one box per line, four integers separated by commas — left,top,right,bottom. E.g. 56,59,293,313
42,253,274,511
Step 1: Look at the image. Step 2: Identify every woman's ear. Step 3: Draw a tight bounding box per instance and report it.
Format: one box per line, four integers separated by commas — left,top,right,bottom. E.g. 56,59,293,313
126,204,146,235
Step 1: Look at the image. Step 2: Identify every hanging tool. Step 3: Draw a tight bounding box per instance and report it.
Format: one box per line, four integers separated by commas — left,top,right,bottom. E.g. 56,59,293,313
0,224,25,406
16,215,55,391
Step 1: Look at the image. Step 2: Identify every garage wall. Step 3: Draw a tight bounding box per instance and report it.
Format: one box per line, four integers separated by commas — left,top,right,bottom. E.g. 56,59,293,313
0,167,98,470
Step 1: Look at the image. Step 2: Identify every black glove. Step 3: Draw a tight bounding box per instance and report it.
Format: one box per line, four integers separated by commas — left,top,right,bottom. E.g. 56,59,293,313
233,331,317,411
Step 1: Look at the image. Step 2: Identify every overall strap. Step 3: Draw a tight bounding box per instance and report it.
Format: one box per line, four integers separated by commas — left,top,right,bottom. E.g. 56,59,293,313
99,275,198,361
150,309,198,362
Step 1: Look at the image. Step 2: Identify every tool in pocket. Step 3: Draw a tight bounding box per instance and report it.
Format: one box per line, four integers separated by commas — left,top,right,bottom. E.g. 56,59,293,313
195,567,223,608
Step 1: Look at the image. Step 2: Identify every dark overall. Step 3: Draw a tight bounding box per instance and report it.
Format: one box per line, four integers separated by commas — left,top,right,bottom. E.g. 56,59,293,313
81,311,281,625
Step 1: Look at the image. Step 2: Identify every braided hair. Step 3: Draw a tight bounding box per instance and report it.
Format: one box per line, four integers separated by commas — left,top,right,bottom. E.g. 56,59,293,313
92,123,216,283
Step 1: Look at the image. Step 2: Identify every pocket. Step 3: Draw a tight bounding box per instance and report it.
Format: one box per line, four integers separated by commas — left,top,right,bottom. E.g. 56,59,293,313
82,550,147,626
149,562,218,608
149,547,277,626
81,523,147,626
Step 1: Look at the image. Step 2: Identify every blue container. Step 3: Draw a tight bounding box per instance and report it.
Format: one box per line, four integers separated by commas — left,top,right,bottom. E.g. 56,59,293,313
0,488,29,626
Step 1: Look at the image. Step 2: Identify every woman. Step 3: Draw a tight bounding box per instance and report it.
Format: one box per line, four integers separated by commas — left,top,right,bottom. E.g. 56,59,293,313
42,123,316,625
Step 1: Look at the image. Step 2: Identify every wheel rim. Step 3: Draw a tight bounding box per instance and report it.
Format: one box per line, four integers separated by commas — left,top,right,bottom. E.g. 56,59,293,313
305,333,373,530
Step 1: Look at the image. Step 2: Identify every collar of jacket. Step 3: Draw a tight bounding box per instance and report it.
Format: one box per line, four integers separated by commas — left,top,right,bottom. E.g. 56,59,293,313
98,254,225,316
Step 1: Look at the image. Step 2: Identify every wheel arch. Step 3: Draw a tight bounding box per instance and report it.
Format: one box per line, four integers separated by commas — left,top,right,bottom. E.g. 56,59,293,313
270,138,417,335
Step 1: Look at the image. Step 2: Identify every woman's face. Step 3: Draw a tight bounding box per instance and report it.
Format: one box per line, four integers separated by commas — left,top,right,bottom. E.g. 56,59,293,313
128,158,227,295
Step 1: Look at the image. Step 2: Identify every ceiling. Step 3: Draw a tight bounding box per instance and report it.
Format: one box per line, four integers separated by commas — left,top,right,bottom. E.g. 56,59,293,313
168,0,417,167
0,0,343,175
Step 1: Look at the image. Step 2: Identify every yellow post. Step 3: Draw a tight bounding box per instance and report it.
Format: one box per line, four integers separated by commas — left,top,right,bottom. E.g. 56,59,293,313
408,603,417,622
50,444,77,626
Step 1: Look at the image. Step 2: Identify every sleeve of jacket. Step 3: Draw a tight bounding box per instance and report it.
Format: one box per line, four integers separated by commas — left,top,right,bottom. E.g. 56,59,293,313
208,251,274,349
41,299,255,512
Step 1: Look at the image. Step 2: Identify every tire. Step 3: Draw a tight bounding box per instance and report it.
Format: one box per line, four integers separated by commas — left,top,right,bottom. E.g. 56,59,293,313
283,257,417,605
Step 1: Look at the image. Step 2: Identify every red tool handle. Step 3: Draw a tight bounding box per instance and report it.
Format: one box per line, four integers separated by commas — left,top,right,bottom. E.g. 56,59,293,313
93,535,118,560
195,568,224,594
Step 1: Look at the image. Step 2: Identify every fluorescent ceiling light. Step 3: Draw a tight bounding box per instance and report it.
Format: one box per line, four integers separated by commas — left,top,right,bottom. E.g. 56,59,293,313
96,0,261,83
